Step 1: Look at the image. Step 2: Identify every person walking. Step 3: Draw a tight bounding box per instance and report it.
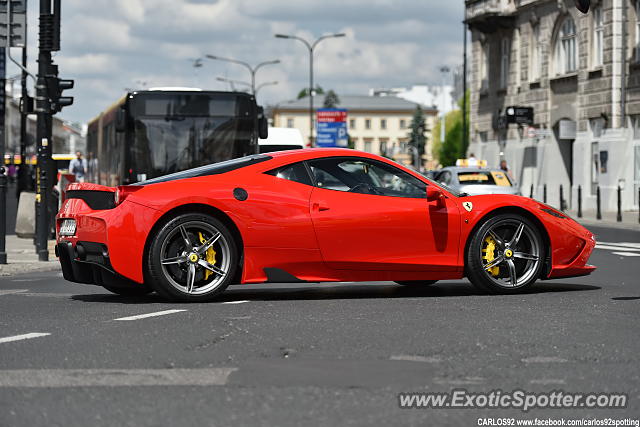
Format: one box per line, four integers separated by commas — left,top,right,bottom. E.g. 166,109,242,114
69,151,88,183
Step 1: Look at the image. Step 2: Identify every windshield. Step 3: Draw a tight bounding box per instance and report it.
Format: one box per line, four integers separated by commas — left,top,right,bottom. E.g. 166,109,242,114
130,116,254,180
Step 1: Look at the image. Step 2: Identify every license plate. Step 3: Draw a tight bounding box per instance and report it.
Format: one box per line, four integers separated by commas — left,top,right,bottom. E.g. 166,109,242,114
59,219,77,236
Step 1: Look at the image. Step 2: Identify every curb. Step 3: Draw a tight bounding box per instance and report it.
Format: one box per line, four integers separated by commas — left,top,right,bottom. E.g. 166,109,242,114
0,262,61,277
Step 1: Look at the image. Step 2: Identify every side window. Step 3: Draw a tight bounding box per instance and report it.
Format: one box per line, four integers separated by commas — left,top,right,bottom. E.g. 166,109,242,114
308,157,426,198
265,162,313,186
438,171,452,185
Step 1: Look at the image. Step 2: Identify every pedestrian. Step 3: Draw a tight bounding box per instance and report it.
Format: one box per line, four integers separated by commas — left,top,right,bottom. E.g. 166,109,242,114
499,159,513,180
468,153,478,168
69,151,88,183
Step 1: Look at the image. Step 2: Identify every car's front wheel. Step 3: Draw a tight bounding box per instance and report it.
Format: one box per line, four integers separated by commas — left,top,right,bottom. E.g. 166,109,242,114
466,213,545,294
147,213,238,302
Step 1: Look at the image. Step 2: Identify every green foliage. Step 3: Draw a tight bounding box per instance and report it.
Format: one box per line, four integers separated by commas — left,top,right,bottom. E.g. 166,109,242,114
407,106,427,165
323,90,340,108
297,86,325,99
435,91,470,166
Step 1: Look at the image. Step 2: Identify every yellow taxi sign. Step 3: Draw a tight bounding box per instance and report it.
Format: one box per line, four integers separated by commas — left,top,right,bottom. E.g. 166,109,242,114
456,158,488,168
491,171,512,187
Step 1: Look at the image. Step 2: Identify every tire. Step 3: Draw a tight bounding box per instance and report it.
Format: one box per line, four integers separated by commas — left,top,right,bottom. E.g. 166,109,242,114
146,213,238,302
103,284,153,296
395,280,438,286
466,213,545,294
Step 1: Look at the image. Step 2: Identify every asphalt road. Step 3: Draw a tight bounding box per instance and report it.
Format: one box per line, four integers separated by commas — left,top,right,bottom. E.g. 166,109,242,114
0,224,638,426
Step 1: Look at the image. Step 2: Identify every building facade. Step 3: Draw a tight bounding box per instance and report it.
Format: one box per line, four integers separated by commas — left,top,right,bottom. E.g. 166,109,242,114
466,0,639,213
272,95,438,169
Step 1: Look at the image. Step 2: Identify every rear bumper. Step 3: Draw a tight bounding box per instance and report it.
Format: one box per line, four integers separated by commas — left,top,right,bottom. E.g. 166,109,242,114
56,241,140,288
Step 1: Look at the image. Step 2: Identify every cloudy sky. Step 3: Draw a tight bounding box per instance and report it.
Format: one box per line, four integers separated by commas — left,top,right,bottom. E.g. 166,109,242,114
13,0,465,124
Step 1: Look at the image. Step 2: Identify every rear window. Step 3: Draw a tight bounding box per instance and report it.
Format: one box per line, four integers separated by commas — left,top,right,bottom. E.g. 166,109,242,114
137,154,272,185
457,171,512,186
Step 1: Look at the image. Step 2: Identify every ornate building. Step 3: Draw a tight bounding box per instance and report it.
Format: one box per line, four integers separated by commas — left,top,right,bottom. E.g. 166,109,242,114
466,0,639,212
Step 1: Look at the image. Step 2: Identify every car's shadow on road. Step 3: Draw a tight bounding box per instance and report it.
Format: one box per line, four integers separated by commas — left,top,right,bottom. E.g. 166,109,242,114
70,281,601,304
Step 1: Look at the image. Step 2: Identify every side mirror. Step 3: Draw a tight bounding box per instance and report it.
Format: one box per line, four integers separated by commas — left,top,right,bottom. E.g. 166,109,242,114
574,0,590,13
115,108,126,133
426,186,442,202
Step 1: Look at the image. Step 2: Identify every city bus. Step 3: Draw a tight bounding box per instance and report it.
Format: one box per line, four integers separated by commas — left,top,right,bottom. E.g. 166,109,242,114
86,89,267,186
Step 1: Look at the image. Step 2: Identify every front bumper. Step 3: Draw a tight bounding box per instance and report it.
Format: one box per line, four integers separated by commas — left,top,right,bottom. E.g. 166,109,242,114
56,241,140,288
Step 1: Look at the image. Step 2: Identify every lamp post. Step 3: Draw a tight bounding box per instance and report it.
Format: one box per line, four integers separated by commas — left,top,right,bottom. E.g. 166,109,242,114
216,76,252,92
274,32,345,146
439,66,450,144
205,55,280,95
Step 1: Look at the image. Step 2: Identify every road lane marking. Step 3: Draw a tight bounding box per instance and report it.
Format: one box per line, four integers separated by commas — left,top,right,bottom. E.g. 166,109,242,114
521,356,568,363
114,309,187,321
0,289,27,296
221,300,249,304
612,251,640,257
595,244,640,251
391,355,442,363
0,368,237,387
597,241,640,249
0,333,51,344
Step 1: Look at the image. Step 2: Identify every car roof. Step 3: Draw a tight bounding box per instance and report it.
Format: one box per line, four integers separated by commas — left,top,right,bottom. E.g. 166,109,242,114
438,166,503,174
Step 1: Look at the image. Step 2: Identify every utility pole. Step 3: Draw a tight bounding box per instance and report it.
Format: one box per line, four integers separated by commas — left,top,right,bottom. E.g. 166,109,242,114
17,39,27,197
35,0,73,261
0,47,6,264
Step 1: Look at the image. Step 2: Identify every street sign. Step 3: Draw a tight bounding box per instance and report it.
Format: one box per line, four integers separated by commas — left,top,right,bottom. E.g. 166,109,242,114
505,106,534,125
316,108,348,148
0,0,27,48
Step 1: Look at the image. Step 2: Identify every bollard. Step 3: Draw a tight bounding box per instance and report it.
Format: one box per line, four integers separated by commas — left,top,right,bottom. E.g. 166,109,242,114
543,184,547,204
559,184,564,211
617,185,622,222
529,184,534,199
596,186,602,220
577,185,582,218
0,167,6,264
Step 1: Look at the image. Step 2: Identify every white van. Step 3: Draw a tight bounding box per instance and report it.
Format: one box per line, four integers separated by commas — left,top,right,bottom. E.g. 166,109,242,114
258,127,305,153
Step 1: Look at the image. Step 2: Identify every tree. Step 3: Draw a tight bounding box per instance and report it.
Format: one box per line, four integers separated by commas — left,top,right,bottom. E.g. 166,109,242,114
434,91,470,167
407,106,427,167
297,86,324,99
323,90,340,108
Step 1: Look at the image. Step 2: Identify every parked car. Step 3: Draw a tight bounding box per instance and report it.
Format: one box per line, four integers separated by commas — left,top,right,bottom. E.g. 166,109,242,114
433,166,521,196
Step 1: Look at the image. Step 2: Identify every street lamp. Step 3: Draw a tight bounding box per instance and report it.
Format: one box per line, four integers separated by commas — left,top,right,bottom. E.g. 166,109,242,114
205,55,280,95
255,81,278,95
274,32,346,146
439,65,451,144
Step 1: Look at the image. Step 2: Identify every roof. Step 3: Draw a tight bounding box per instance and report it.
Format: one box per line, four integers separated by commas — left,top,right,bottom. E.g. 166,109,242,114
275,95,437,113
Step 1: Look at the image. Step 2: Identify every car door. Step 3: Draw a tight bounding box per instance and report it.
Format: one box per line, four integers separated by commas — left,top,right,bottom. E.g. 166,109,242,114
308,157,461,272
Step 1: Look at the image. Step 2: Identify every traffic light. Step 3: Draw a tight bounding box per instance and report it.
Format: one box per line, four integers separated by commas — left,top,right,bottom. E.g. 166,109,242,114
46,75,74,113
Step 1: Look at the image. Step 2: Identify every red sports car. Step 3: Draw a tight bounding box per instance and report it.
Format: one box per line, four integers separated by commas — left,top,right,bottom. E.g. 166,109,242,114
55,148,596,302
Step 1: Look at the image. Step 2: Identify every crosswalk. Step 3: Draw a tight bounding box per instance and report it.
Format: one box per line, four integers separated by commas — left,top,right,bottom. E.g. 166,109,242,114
594,241,640,257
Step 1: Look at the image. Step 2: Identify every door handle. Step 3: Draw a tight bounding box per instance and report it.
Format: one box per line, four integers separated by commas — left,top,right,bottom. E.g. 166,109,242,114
312,203,330,212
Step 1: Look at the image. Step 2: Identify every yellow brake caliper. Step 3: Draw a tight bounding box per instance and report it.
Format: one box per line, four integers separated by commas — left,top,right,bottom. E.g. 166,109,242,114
198,232,217,280
482,236,500,277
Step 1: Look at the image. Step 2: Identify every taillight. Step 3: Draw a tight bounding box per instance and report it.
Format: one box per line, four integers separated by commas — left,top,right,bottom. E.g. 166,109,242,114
114,185,143,206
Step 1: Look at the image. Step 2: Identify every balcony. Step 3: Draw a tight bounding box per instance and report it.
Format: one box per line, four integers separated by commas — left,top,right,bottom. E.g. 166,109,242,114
465,0,516,33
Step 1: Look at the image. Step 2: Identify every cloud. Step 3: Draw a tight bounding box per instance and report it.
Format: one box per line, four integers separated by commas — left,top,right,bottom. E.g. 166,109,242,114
7,0,465,124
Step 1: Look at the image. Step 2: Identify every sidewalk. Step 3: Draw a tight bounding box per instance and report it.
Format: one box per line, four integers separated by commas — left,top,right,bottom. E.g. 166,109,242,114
0,235,59,277
566,209,639,230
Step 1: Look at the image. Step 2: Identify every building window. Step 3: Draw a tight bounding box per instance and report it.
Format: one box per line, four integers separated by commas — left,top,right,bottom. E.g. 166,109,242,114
364,139,372,153
349,119,356,129
380,119,387,130
286,118,294,128
529,24,541,81
555,16,578,75
379,138,389,156
365,119,371,130
399,119,406,129
479,131,488,143
500,37,510,89
480,41,490,91
631,115,640,140
636,1,640,62
514,29,521,87
592,6,604,67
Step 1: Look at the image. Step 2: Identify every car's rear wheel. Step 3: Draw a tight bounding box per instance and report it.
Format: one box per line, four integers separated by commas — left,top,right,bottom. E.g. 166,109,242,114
147,213,238,302
395,280,438,286
466,213,545,294
102,284,153,296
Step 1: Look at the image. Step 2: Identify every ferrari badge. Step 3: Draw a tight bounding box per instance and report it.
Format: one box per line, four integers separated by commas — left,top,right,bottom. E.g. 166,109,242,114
463,202,473,212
